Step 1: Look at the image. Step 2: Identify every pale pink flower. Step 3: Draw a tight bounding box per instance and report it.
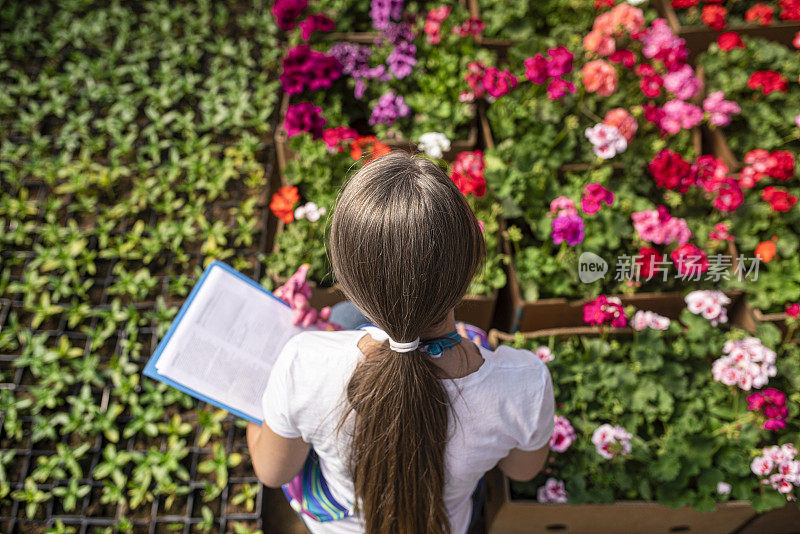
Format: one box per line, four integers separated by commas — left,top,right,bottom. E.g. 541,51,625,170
537,478,568,503
751,456,774,476
585,124,627,159
549,196,578,217
534,346,554,363
592,423,633,460
685,290,730,325
717,482,732,495
632,310,671,331
550,416,576,453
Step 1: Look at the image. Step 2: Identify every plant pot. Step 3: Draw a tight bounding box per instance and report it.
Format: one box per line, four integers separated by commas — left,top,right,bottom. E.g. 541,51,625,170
455,291,498,332
484,469,756,534
737,502,800,534
654,0,800,60
274,92,479,172
498,228,746,332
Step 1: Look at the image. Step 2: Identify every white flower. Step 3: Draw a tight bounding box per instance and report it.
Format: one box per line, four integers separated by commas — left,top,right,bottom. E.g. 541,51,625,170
417,132,451,159
585,124,627,160
627,0,647,5
717,482,731,495
294,202,326,222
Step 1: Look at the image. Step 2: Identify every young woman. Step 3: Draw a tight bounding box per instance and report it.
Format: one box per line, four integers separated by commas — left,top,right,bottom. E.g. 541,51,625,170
247,152,554,534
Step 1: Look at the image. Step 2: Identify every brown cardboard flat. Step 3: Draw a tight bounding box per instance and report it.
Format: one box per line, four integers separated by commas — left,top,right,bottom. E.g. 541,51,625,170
485,469,756,534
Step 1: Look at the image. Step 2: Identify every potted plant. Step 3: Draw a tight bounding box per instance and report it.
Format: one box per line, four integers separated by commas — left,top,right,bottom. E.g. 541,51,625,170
484,296,799,533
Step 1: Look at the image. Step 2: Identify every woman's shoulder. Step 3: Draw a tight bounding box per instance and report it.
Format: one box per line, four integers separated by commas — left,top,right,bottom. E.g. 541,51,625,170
282,329,364,368
482,344,550,386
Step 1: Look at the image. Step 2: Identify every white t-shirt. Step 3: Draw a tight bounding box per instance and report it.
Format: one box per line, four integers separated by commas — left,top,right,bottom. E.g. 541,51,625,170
261,328,555,534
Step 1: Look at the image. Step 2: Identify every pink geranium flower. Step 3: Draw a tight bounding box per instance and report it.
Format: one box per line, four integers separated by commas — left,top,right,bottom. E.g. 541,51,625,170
703,91,741,127
550,416,576,453
581,183,615,214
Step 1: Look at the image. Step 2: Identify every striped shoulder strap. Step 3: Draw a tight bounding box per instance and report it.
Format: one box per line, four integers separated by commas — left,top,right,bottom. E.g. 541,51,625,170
282,449,352,522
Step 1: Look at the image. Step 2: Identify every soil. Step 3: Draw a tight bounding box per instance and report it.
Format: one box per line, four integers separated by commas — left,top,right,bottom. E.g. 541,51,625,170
261,487,307,534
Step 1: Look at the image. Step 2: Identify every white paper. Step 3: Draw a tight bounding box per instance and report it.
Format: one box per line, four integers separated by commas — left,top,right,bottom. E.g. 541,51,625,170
156,265,307,421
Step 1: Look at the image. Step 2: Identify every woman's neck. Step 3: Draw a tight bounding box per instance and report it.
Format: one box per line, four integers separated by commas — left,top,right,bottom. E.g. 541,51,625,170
420,311,457,339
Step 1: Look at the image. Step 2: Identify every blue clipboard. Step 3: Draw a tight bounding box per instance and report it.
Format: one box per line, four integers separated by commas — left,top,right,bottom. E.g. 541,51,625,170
143,260,292,425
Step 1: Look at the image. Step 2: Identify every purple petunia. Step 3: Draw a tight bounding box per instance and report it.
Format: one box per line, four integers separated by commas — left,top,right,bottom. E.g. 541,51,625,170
371,0,404,31
369,92,410,126
387,41,417,79
551,214,585,247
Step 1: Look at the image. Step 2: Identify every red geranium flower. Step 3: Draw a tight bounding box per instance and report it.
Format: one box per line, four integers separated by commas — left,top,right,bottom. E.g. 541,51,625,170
745,4,774,25
450,151,486,197
781,0,800,21
640,75,663,98
712,178,744,212
717,31,744,50
636,247,664,280
672,0,699,7
762,186,798,212
649,149,696,193
671,244,709,276
702,4,728,30
270,185,301,223
794,30,800,48
747,71,789,94
767,150,796,180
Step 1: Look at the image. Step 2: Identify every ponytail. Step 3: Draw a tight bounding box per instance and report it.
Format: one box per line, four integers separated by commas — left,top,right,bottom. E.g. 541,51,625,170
342,342,450,533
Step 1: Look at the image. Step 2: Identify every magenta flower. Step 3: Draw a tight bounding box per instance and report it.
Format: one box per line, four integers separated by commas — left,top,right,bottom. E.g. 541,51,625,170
299,14,335,40
546,46,574,78
581,183,614,214
483,67,518,98
547,77,576,100
583,295,627,328
280,45,342,95
284,102,326,139
272,0,307,31
523,54,548,84
551,214,585,247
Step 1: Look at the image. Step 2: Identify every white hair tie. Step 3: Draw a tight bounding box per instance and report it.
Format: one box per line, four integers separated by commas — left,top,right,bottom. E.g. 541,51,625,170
389,337,420,353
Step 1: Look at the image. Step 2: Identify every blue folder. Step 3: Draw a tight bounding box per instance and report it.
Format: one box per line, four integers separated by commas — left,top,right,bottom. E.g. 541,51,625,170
143,260,292,424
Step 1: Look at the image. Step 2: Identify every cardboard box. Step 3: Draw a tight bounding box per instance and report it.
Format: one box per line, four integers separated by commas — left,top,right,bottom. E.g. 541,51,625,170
485,470,756,534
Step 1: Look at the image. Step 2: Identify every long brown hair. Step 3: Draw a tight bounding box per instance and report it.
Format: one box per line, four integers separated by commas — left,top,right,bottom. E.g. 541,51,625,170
328,152,485,533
